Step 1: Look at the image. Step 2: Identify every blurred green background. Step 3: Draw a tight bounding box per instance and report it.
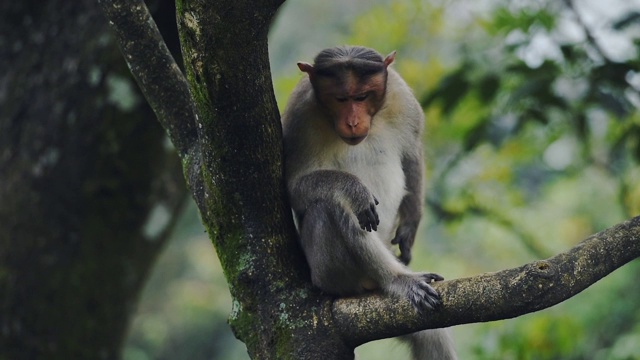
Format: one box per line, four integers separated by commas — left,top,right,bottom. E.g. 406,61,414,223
124,0,640,359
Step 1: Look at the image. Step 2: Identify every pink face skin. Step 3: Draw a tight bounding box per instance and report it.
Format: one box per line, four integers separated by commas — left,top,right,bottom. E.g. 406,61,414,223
297,51,395,146
329,97,372,145
315,72,386,145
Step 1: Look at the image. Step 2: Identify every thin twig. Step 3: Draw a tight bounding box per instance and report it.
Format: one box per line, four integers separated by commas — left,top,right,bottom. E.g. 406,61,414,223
97,0,199,159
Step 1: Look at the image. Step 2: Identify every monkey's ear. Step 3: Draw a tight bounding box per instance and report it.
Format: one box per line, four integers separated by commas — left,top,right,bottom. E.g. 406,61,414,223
297,62,314,74
384,51,396,68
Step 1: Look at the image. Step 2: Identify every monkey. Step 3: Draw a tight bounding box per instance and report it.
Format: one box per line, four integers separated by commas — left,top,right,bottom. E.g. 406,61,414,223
282,46,457,360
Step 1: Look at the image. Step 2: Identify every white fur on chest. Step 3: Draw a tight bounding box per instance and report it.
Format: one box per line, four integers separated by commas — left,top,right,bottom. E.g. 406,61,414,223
321,127,407,242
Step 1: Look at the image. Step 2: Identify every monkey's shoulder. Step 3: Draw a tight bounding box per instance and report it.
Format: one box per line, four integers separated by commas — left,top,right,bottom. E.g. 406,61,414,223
281,77,315,122
380,74,424,131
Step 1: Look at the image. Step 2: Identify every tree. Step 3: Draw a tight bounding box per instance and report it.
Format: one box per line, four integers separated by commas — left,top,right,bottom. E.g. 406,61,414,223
97,0,640,358
0,0,186,358
0,1,638,359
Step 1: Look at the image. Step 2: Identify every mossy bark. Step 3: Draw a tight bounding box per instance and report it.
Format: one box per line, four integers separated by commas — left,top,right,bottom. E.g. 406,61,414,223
173,1,346,358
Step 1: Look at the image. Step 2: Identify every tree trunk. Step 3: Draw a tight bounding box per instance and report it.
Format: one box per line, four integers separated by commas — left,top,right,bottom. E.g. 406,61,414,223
0,1,186,358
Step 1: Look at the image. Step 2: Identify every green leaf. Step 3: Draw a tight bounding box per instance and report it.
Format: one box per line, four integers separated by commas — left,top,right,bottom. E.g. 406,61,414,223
463,117,490,151
477,74,501,103
489,7,556,34
422,66,470,115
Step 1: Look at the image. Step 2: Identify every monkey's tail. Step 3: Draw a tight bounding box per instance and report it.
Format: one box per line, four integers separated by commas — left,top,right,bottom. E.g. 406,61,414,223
400,328,457,360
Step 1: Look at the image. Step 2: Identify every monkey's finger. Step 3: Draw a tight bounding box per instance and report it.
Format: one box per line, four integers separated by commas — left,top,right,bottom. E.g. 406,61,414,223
369,207,379,231
357,208,378,232
398,250,412,265
356,213,366,230
358,220,371,232
399,237,410,252
365,220,373,232
391,233,412,264
390,236,404,246
367,212,377,232
400,245,412,263
370,204,380,226
357,212,374,232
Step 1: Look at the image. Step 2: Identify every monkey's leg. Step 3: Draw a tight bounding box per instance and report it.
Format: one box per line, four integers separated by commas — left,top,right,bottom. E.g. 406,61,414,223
300,201,442,310
298,201,371,296
333,207,443,311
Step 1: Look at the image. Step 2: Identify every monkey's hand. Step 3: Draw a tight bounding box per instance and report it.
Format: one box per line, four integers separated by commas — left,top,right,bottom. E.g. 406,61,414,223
355,196,379,232
391,223,418,265
388,272,444,313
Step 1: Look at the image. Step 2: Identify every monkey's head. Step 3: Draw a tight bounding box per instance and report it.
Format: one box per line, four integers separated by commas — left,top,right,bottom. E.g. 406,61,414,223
298,46,396,146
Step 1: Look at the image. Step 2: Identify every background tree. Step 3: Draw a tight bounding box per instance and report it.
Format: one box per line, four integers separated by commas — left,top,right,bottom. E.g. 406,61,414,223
1,0,638,359
0,0,186,358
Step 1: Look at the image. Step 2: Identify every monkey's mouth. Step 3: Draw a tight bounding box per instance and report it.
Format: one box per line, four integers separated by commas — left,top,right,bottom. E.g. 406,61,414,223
341,136,367,145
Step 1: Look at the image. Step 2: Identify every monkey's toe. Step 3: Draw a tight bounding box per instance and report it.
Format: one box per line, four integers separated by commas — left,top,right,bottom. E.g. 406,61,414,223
422,272,444,283
417,282,442,311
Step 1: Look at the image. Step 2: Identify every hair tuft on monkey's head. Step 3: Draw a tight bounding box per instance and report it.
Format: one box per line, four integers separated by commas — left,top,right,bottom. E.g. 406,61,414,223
313,46,386,78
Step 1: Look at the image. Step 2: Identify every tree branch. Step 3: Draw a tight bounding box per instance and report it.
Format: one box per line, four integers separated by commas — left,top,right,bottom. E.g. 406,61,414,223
333,215,640,347
563,0,610,63
97,0,198,159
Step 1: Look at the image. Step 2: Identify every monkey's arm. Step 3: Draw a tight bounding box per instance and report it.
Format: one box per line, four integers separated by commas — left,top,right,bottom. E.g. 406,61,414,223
391,149,424,265
290,170,380,232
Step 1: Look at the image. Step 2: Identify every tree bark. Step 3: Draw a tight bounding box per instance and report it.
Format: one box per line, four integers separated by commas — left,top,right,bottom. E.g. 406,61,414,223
0,1,186,358
98,0,640,359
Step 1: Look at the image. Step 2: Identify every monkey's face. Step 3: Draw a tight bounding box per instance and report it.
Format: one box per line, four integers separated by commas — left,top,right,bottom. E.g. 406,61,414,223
315,72,387,146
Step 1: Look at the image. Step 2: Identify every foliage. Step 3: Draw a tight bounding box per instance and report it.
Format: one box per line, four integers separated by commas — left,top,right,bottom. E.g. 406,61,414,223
384,0,640,358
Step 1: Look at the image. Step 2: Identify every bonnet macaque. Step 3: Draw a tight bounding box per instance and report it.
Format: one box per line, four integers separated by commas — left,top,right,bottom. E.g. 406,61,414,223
282,46,456,360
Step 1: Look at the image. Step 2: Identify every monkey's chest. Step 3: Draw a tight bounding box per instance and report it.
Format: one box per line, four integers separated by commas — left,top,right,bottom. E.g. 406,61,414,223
331,146,406,241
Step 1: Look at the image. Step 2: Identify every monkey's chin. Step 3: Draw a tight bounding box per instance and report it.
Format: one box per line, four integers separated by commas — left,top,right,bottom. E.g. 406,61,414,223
341,136,367,145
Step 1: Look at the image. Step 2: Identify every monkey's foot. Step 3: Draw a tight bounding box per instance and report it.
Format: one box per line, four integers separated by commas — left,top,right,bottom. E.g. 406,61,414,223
388,273,444,312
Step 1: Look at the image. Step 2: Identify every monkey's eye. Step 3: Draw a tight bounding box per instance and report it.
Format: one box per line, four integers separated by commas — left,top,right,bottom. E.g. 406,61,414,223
354,94,369,102
335,96,348,103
